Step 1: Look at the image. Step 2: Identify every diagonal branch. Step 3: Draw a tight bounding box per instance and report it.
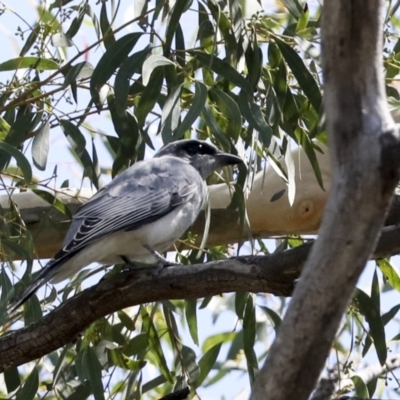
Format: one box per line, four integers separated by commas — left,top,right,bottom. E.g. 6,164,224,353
1,222,400,373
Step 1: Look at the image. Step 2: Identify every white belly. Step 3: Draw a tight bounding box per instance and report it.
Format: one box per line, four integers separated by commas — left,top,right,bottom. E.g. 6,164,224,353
50,201,202,283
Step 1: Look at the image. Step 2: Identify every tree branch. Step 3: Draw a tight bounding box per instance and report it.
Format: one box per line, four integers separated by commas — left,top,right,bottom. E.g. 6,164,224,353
251,1,400,400
1,221,400,373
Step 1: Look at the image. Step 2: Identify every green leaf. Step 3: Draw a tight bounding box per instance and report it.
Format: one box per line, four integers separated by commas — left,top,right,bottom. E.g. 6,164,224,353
202,332,236,353
100,3,116,49
66,2,87,39
90,33,143,107
235,291,248,320
281,0,303,19
378,258,400,292
60,120,86,155
0,57,59,71
65,385,92,400
275,38,322,112
63,62,94,87
185,299,199,346
32,121,50,171
259,306,282,333
141,306,173,383
202,105,231,150
20,25,40,57
142,54,175,86
161,83,183,144
296,4,309,32
175,82,208,139
164,0,190,57
189,50,252,93
209,88,241,141
136,68,163,126
4,367,21,394
52,344,73,388
125,333,149,356
142,375,167,394
51,32,74,47
118,310,136,330
243,295,258,384
0,142,32,184
238,90,272,147
15,367,38,400
195,342,222,387
351,375,369,398
83,347,105,400
181,345,200,384
295,128,325,190
355,288,387,365
114,47,152,113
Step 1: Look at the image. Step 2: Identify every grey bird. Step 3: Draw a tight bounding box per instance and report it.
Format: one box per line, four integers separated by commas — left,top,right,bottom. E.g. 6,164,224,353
10,139,242,310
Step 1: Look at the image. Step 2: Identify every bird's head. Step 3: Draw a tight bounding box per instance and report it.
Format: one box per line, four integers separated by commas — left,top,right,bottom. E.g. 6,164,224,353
155,139,243,179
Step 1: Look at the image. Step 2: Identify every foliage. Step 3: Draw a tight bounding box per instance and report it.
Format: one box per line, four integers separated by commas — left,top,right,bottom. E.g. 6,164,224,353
0,0,400,399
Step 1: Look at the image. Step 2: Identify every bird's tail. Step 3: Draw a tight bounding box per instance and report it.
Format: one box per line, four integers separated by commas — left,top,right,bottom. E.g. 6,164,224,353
8,258,64,313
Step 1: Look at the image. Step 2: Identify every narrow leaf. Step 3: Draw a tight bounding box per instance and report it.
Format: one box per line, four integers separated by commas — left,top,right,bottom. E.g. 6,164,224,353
355,289,387,365
243,295,258,384
161,84,183,144
238,90,272,147
141,306,173,383
20,25,40,57
114,47,152,112
351,375,369,398
210,88,241,141
181,345,200,384
100,3,116,49
32,121,50,171
0,142,32,184
275,38,322,112
175,81,208,139
0,57,59,71
378,258,400,292
15,367,38,400
83,347,105,400
195,342,222,387
90,33,142,107
4,367,20,394
189,50,253,93
51,32,74,47
185,299,199,346
63,62,94,88
142,54,175,86
60,120,86,155
164,0,190,57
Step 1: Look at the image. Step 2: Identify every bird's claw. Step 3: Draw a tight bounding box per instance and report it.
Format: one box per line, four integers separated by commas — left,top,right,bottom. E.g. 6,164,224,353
143,245,181,274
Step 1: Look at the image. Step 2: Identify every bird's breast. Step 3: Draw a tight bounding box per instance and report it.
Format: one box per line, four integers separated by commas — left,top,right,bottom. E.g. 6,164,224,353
94,198,203,264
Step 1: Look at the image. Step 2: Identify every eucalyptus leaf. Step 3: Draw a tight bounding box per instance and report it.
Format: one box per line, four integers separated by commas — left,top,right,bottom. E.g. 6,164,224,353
0,57,59,71
142,54,175,86
32,121,50,171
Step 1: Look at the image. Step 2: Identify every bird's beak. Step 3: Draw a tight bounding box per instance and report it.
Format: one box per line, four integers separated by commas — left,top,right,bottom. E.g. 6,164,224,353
214,152,243,167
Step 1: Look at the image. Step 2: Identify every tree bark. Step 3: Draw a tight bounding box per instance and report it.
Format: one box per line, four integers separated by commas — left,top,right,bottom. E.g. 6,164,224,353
1,223,400,373
251,1,400,400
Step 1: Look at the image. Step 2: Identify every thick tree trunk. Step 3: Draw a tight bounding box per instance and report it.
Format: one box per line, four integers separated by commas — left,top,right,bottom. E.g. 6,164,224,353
251,1,400,400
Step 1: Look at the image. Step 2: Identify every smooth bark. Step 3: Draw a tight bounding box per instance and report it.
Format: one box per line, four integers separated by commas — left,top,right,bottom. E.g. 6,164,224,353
251,1,400,400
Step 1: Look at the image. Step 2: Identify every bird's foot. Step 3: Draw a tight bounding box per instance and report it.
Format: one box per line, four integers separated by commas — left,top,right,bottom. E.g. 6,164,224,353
143,245,180,273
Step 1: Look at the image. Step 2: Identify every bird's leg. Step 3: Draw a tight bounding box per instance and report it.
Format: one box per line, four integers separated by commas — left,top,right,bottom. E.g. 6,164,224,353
143,245,180,270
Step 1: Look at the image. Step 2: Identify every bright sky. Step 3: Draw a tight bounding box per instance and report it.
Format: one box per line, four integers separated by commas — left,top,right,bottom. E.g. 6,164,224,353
1,1,400,399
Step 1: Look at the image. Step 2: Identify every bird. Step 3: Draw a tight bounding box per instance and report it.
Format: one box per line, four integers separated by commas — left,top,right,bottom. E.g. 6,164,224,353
10,139,243,311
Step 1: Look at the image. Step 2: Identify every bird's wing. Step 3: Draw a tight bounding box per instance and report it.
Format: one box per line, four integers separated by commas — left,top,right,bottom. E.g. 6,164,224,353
61,157,201,257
